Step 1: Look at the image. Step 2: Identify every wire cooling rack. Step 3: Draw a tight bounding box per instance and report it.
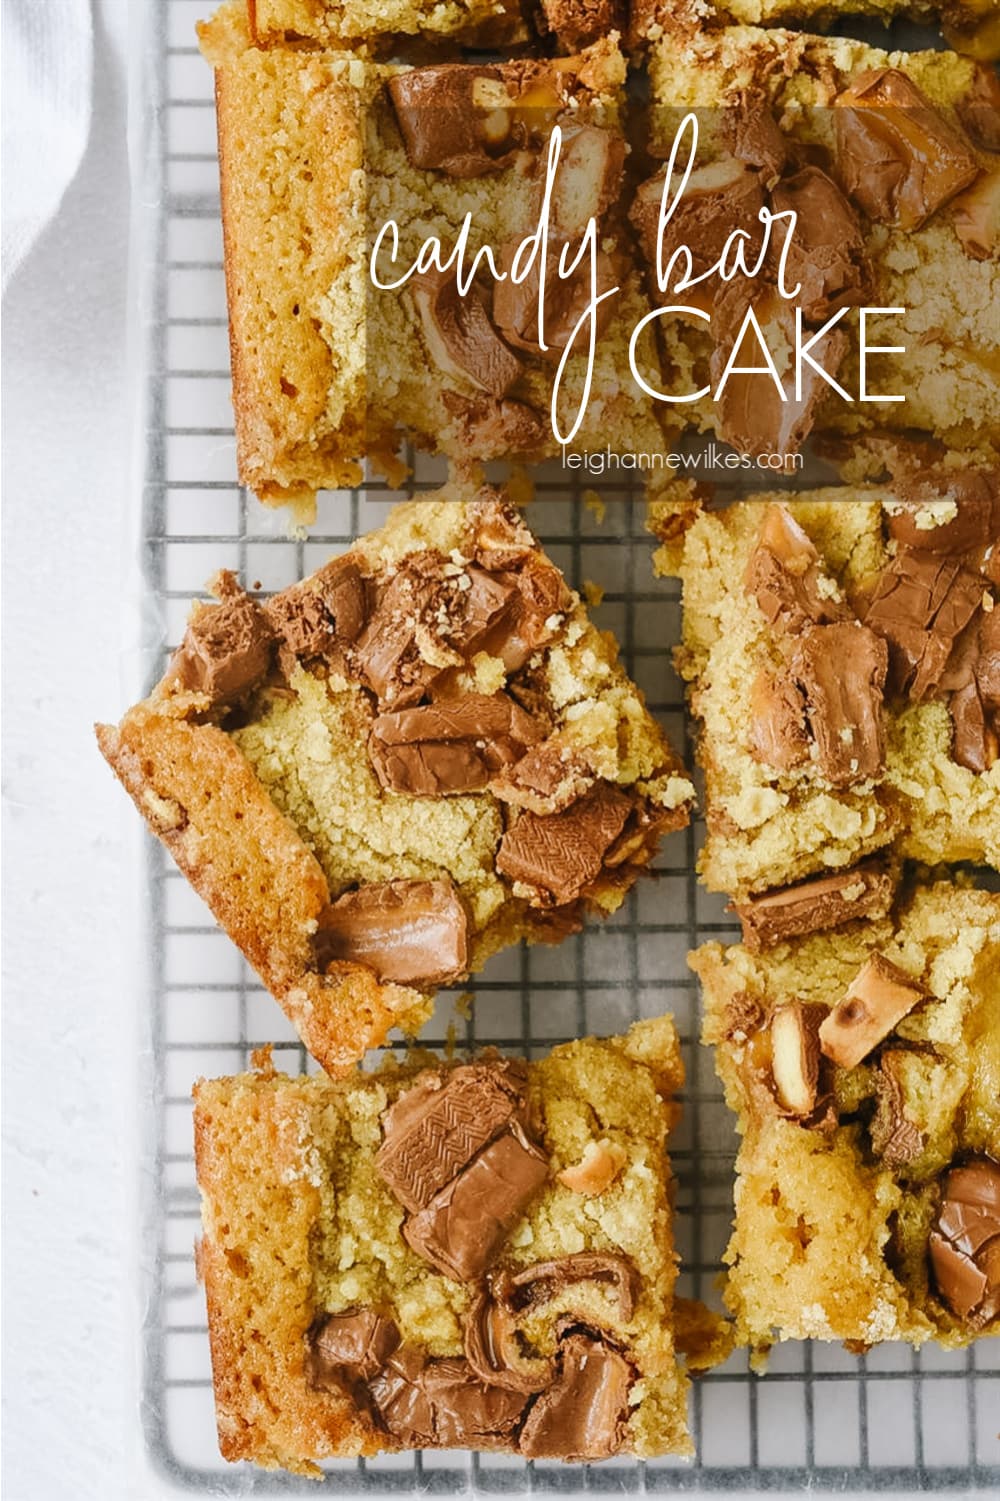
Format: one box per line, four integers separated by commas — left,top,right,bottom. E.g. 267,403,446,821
135,2,1000,1491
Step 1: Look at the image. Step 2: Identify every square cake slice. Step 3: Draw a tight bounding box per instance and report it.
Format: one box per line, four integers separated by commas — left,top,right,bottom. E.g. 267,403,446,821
97,489,693,1074
193,1016,695,1472
245,0,620,51
694,880,1000,1356
199,2,666,516
649,482,999,946
634,25,1000,463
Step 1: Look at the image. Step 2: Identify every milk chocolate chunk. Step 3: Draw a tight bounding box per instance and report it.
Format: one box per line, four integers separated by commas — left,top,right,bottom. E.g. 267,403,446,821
769,168,872,321
353,557,456,709
790,623,888,787
952,167,1000,261
500,1252,638,1320
713,289,848,460
631,157,765,284
266,556,367,670
748,669,810,770
368,693,542,796
869,1051,924,1167
957,63,1000,152
310,1310,400,1390
166,593,274,706
377,1060,530,1214
745,503,854,632
490,742,595,814
496,782,633,906
467,492,536,571
835,69,980,231
465,1288,554,1393
517,1333,632,1461
885,466,1000,554
315,879,468,988
864,550,985,700
369,1349,528,1448
441,391,549,460
493,238,615,360
734,862,895,951
929,1159,1000,1327
950,678,1000,773
539,0,624,52
723,92,788,184
403,1122,549,1281
819,953,927,1069
412,268,523,400
388,66,518,178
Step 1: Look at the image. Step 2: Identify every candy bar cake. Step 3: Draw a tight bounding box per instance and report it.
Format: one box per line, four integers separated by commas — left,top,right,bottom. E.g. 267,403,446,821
198,2,665,515
244,0,624,50
694,880,1000,1354
637,3,1000,57
193,1017,696,1471
96,491,693,1073
648,482,999,947
633,27,1000,462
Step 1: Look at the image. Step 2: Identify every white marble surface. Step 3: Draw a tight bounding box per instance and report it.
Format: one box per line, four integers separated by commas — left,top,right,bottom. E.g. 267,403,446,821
3,2,134,1496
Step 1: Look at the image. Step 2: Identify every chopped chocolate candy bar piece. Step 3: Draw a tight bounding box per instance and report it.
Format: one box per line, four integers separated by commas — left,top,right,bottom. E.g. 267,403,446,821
310,1310,400,1390
368,693,542,796
494,238,615,359
748,669,810,770
722,92,788,184
884,467,1000,554
496,782,633,905
790,623,888,787
548,123,626,237
957,63,1000,153
539,0,624,53
769,1002,822,1117
412,269,523,399
864,551,985,700
465,1252,636,1392
489,742,595,814
870,1051,924,1167
818,953,927,1069
734,862,895,951
768,168,872,321
518,1333,632,1460
370,1348,528,1448
265,556,367,667
377,1060,529,1214
165,593,274,706
388,66,519,178
403,1122,549,1281
929,1159,1000,1327
950,678,1000,774
631,157,765,286
835,69,980,231
467,493,535,571
952,168,1000,262
499,1252,638,1319
745,504,853,632
353,558,458,709
316,879,469,988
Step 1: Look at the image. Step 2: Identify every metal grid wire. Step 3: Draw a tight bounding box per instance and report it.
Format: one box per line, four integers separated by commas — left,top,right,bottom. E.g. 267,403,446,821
140,1,999,1490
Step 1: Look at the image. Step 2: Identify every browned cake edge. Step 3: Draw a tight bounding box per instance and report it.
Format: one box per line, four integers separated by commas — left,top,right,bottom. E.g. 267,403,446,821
95,707,423,1074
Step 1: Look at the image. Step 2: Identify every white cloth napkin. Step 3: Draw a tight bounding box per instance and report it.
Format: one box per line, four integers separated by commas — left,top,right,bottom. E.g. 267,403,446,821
2,0,94,294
